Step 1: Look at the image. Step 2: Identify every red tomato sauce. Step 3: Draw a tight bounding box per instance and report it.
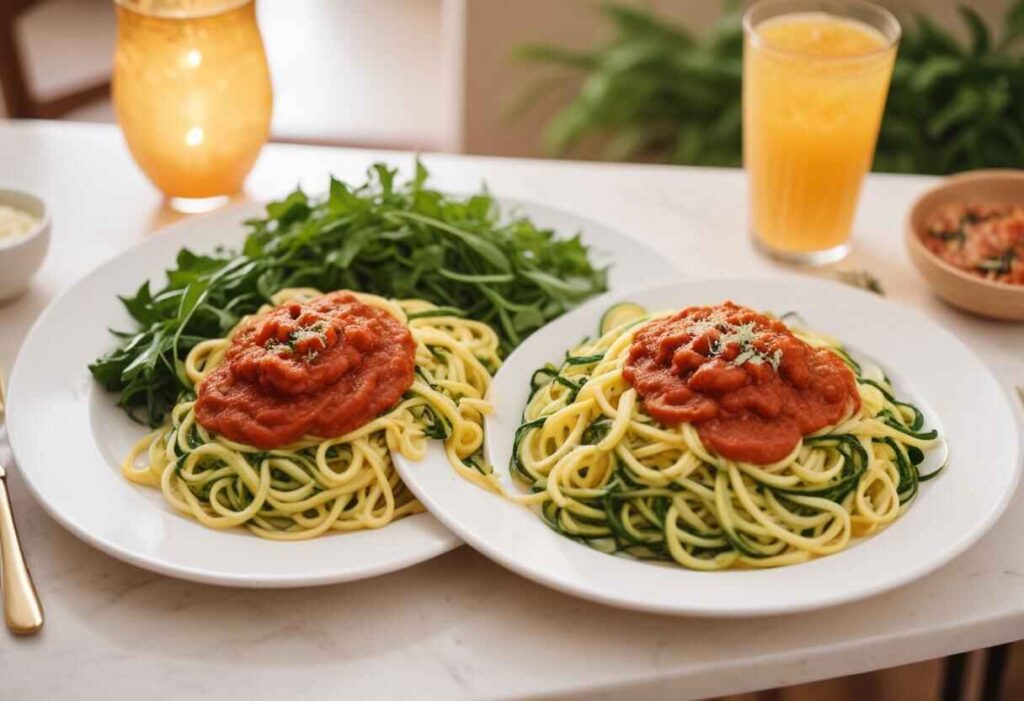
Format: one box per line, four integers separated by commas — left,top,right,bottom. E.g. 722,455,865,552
622,302,860,464
195,291,416,449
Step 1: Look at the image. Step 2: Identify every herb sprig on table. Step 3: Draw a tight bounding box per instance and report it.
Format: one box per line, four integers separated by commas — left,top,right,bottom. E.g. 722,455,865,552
89,162,608,425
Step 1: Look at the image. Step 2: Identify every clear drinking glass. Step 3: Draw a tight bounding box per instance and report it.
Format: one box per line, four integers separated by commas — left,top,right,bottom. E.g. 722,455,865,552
743,0,900,264
113,0,273,212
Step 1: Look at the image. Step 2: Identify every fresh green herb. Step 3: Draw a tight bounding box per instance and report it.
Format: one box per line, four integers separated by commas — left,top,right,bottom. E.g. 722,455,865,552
565,352,604,365
417,403,452,440
515,1,1024,175
829,270,886,296
582,418,612,445
975,249,1017,275
704,318,780,368
406,306,466,320
928,225,967,244
89,161,608,425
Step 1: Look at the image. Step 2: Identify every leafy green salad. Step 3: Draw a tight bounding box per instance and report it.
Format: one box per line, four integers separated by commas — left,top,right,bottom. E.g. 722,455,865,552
90,161,608,425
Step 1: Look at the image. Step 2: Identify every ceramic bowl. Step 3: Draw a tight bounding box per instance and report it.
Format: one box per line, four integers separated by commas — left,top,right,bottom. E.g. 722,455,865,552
0,189,50,302
905,170,1024,321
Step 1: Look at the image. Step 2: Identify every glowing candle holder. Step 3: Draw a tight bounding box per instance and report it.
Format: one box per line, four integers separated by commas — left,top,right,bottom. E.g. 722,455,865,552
113,0,273,213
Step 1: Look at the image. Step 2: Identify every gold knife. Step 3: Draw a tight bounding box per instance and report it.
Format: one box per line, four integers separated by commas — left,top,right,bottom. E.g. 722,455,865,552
0,464,43,634
0,373,43,635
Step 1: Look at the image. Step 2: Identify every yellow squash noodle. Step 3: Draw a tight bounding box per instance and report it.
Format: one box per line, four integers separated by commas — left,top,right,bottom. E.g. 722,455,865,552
512,309,945,570
123,288,502,540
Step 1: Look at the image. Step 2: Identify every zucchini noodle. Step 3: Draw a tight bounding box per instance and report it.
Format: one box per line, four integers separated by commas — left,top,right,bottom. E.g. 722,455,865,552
123,288,501,540
512,309,945,570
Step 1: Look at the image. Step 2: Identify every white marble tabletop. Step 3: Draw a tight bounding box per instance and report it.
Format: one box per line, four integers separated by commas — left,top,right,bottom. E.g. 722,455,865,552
0,120,1021,700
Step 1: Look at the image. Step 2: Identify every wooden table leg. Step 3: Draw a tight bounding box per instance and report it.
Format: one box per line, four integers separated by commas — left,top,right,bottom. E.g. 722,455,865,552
942,652,969,701
981,643,1011,701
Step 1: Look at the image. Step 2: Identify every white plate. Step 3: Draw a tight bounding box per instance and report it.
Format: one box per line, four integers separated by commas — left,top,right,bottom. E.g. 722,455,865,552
6,198,678,587
395,277,1022,616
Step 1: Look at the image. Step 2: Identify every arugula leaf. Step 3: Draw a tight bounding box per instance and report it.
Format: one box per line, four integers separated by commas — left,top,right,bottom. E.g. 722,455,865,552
386,211,512,272
119,281,155,325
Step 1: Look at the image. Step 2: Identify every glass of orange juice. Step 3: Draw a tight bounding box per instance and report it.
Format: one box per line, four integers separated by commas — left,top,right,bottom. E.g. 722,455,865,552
743,0,899,264
113,0,273,213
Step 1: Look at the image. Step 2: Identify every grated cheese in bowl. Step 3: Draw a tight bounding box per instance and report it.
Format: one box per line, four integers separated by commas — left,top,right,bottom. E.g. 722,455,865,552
0,204,40,242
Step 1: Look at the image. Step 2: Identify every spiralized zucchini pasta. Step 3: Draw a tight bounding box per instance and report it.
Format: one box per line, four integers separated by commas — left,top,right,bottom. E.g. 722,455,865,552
512,302,945,570
124,288,500,540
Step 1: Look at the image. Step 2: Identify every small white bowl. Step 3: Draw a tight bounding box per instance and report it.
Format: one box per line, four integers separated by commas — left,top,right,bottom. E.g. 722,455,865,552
0,189,50,302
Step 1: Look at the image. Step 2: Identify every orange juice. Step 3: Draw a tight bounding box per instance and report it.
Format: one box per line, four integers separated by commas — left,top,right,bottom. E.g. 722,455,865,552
743,2,898,262
113,0,273,207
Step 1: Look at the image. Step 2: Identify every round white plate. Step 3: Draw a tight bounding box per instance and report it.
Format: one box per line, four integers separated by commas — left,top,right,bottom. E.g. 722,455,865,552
6,198,678,587
395,277,1022,616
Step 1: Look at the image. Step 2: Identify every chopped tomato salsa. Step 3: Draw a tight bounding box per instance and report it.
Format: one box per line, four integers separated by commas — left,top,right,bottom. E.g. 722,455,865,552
622,302,860,464
195,291,416,449
922,203,1024,285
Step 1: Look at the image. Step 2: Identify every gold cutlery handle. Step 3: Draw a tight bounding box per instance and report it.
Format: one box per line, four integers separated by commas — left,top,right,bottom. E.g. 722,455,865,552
0,475,43,635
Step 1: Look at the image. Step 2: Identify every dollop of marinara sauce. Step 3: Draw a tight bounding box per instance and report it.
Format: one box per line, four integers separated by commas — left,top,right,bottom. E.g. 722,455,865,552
195,291,416,449
622,302,860,464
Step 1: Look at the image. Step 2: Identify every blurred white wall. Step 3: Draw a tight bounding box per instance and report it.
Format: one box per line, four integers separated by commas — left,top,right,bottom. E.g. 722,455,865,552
258,0,452,149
